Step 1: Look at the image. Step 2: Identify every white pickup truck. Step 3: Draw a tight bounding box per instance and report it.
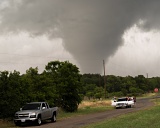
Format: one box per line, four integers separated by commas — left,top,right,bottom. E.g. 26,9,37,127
111,97,135,109
14,102,58,126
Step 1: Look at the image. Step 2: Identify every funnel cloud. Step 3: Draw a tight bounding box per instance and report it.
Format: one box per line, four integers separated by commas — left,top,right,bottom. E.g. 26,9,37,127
0,0,160,74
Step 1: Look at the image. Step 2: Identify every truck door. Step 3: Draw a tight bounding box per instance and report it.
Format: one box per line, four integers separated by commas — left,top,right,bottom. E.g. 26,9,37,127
45,103,52,118
41,103,48,120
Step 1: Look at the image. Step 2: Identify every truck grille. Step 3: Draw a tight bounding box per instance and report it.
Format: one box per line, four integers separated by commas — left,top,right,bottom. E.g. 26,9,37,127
15,113,29,119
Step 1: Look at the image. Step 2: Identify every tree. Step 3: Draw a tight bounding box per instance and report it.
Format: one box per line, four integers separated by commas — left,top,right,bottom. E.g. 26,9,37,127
45,61,82,112
86,92,94,100
94,87,103,100
121,76,136,94
106,75,121,93
135,75,147,93
24,67,43,102
0,70,24,118
84,84,96,98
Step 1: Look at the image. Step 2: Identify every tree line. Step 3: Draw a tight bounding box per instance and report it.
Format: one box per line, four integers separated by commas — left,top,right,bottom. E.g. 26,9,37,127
0,60,159,118
81,74,160,99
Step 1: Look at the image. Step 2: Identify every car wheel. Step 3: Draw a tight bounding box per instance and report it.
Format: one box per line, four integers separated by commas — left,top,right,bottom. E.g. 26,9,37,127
51,113,56,122
37,116,42,126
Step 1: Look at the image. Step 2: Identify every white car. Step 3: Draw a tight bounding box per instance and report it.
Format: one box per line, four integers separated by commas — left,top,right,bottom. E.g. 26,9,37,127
111,97,135,109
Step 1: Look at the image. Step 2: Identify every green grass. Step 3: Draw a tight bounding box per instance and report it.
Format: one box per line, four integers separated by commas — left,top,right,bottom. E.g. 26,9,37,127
82,103,160,128
57,106,113,120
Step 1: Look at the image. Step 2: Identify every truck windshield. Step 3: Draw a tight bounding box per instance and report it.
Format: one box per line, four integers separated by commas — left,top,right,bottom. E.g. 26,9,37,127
117,98,127,102
22,103,41,110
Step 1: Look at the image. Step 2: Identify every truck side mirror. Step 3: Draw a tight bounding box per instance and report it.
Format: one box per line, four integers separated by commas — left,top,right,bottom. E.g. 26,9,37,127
42,107,46,110
20,108,22,111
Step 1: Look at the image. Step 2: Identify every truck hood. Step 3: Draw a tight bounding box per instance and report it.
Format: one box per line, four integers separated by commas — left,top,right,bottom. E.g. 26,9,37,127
15,110,40,114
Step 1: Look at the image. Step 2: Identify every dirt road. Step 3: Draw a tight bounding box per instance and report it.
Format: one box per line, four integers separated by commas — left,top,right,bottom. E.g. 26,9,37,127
23,98,154,128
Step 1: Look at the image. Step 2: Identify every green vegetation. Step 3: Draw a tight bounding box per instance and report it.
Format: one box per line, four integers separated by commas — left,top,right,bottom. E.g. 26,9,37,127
0,60,160,119
82,100,160,128
58,106,112,119
0,60,82,119
82,74,160,99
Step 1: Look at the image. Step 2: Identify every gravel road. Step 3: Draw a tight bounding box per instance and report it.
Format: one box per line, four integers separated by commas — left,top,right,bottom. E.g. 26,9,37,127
21,98,154,128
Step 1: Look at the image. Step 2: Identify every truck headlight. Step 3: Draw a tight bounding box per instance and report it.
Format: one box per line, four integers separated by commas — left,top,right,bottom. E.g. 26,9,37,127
30,113,36,118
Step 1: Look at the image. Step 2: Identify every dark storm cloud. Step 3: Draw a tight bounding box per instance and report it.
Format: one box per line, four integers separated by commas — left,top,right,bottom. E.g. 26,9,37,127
0,0,160,73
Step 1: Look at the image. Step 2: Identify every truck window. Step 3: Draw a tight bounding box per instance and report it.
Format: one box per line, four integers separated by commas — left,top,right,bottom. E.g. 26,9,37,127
117,98,127,102
22,103,41,110
45,103,49,108
42,103,46,108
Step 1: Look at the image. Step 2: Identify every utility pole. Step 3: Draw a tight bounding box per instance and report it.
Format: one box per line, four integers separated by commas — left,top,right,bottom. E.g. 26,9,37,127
103,60,106,99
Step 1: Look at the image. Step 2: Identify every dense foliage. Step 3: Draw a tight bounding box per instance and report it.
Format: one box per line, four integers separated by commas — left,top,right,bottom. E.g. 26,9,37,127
81,74,160,98
0,60,159,118
0,61,82,118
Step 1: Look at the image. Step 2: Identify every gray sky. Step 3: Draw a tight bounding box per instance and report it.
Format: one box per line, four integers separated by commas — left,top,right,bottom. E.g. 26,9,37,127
0,0,160,77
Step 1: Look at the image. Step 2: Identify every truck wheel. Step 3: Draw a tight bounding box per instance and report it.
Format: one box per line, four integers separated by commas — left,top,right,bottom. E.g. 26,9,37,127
37,116,42,126
51,113,56,122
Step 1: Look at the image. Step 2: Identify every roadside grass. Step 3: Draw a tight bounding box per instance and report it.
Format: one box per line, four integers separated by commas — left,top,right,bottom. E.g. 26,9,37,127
140,92,157,98
57,100,113,119
0,119,15,128
82,99,160,128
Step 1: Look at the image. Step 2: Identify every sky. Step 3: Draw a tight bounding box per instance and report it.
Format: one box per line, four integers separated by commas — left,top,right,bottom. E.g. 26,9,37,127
0,0,160,77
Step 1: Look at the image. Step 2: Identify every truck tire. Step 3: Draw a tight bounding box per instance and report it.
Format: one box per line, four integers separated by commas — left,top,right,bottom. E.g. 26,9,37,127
37,116,42,126
51,112,56,122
